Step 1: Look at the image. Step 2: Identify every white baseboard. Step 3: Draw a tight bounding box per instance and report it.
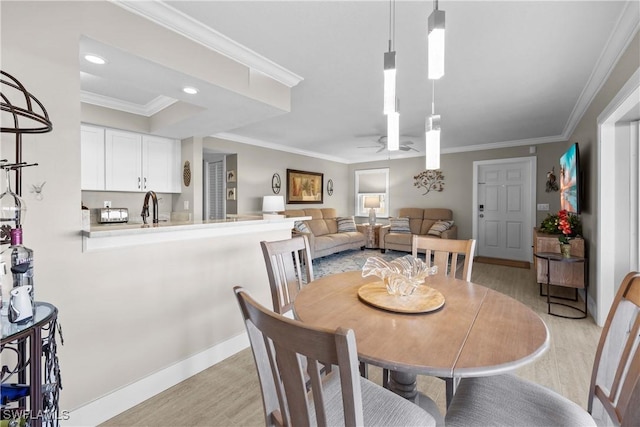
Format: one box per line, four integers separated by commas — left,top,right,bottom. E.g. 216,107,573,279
65,333,249,427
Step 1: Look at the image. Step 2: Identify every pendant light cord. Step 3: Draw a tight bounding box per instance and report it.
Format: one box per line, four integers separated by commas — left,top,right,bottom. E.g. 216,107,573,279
388,0,395,51
431,80,436,115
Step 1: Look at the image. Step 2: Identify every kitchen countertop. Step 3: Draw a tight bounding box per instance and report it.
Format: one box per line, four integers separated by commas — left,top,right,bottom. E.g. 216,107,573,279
81,215,309,251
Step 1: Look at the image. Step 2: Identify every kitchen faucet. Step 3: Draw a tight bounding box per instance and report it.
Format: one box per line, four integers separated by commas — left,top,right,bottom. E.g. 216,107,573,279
141,190,159,224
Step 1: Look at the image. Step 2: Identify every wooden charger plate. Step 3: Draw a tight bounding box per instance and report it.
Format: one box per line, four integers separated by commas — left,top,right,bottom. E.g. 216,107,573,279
358,281,445,314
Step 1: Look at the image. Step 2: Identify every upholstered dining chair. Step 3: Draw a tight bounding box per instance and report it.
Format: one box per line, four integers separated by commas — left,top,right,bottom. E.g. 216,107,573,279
445,271,640,427
260,235,314,315
411,236,476,281
234,286,442,427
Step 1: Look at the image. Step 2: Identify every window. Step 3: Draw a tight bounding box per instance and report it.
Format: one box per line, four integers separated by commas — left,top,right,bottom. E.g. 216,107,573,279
355,168,389,218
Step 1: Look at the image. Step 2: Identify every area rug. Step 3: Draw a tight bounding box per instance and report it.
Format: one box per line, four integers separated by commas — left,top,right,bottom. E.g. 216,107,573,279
312,248,405,278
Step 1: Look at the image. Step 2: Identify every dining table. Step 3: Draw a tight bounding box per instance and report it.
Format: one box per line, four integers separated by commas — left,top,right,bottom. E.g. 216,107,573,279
293,270,550,409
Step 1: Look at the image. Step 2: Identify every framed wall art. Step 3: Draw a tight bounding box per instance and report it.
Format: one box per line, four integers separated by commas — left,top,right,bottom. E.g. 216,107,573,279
287,169,323,204
227,169,236,183
226,187,236,200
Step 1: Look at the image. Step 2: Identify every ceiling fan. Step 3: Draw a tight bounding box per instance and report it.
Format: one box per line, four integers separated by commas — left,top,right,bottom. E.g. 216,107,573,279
358,136,419,153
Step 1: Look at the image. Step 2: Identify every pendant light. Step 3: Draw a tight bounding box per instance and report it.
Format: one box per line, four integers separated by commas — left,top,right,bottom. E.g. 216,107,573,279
383,0,397,116
427,0,445,80
384,0,400,151
425,81,440,170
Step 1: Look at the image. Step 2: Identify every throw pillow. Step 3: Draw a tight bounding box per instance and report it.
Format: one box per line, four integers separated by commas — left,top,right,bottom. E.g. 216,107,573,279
389,217,411,234
337,217,357,233
427,220,454,237
293,221,310,233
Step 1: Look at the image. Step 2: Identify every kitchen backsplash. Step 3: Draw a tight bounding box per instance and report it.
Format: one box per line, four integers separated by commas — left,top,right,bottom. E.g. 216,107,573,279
82,191,174,224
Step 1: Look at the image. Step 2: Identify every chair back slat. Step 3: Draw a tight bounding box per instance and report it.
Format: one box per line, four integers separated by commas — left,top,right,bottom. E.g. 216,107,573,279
412,236,476,281
589,272,640,426
261,235,314,314
235,287,364,427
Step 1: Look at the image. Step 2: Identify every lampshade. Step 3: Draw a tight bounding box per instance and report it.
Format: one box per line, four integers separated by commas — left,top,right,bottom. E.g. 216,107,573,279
427,9,445,80
383,51,397,115
262,195,285,213
425,114,441,170
387,111,400,151
364,196,381,209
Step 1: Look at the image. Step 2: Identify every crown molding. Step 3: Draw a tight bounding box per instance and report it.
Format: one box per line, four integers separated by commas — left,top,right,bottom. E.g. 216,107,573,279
213,132,350,164
562,0,640,139
442,134,567,155
111,1,303,88
81,91,177,116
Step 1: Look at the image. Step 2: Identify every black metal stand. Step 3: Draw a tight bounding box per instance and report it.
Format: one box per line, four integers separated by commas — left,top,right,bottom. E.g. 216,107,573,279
534,252,587,319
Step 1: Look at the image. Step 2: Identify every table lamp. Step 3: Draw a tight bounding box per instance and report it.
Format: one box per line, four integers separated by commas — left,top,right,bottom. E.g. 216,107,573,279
262,195,285,217
364,196,381,225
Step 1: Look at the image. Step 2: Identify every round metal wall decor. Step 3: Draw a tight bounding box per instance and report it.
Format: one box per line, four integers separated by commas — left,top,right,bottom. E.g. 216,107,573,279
327,179,334,196
271,173,281,194
183,161,191,187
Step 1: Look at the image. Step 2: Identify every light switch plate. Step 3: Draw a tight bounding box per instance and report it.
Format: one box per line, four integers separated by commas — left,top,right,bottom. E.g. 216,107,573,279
184,200,189,210
537,203,549,211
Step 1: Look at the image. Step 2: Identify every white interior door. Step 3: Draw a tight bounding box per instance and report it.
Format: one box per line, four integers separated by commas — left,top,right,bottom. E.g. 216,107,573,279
473,157,535,262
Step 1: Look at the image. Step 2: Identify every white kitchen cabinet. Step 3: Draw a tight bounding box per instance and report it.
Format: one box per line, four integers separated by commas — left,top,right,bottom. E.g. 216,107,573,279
88,127,180,193
105,128,143,192
142,135,181,193
80,125,106,190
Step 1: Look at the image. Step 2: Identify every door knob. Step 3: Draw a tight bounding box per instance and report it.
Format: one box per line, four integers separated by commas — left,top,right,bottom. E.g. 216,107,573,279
479,214,484,218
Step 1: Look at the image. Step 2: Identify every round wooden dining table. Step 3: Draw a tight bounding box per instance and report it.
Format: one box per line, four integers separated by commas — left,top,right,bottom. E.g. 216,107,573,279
293,270,550,408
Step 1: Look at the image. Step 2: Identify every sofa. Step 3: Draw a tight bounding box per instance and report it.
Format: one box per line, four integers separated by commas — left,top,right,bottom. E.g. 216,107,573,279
380,208,458,253
284,208,366,259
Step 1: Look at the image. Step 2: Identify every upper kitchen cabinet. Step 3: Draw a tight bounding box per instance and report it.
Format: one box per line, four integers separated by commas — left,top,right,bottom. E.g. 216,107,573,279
81,125,106,191
142,135,181,193
81,125,181,193
105,128,143,192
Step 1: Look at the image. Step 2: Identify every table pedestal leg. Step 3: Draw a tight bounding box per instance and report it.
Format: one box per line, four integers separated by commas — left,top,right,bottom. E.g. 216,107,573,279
388,370,418,402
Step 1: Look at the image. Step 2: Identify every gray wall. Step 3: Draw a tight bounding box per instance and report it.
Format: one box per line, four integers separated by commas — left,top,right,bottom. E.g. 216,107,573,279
204,137,351,215
349,142,572,240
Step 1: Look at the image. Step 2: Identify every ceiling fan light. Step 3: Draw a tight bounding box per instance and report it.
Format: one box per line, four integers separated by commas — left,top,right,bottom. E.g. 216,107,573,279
425,114,441,169
383,51,396,114
427,9,445,79
387,112,400,151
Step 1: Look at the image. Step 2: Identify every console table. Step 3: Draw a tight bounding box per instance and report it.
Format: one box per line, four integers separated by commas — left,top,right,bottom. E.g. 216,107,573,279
356,223,382,249
1,302,62,427
534,252,588,319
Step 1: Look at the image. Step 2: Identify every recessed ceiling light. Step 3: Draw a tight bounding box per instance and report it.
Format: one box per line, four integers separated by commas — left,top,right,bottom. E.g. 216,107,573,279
84,54,106,65
183,87,198,95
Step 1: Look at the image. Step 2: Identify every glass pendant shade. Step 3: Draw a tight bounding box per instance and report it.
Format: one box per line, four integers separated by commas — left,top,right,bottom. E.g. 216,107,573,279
427,9,445,79
387,111,400,151
425,114,441,170
383,51,397,115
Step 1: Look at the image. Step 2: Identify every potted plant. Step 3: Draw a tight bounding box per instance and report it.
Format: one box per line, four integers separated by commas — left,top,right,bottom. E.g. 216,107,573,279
539,210,581,257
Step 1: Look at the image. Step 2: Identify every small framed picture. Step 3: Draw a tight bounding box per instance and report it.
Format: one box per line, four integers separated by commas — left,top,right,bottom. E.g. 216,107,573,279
227,188,236,200
227,170,236,183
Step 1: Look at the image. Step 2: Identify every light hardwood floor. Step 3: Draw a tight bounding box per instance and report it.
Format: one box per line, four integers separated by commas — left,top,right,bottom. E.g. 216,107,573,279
101,262,602,426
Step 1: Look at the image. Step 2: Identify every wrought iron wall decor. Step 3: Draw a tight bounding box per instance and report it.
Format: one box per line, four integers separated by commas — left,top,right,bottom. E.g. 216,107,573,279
1,70,51,244
413,169,445,195
545,166,559,192
271,173,281,194
327,179,334,196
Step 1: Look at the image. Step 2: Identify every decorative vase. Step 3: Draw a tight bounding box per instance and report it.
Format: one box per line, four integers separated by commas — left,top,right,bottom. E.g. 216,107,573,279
560,243,571,258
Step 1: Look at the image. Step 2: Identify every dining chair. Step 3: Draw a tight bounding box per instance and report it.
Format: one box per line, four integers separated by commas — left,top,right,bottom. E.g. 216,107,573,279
260,235,314,315
234,286,442,427
411,236,476,281
445,271,640,427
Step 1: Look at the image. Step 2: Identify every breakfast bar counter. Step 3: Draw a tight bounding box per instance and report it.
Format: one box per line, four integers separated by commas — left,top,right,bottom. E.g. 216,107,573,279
81,215,306,252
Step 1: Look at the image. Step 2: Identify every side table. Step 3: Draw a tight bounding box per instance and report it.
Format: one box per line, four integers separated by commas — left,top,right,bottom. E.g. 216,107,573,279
1,302,62,427
534,252,588,319
356,223,382,249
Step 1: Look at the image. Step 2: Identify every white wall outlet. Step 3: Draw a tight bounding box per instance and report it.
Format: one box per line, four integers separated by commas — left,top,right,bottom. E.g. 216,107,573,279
537,203,549,211
184,200,189,210
103,201,111,208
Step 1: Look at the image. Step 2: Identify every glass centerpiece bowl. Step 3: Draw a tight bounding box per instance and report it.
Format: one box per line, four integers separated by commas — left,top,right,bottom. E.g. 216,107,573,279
362,255,437,296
